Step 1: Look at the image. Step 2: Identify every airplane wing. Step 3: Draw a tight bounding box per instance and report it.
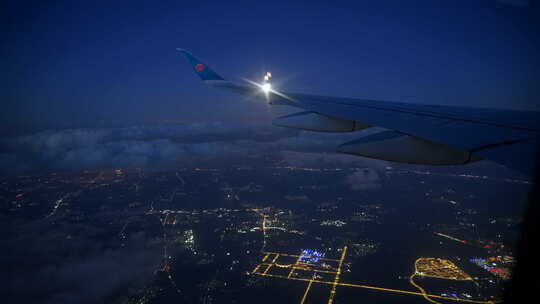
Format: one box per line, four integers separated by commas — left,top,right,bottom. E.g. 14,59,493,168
178,49,539,177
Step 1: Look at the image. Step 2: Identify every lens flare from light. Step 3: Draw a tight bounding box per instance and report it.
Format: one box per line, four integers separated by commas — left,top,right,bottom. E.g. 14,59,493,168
242,77,300,105
262,82,271,93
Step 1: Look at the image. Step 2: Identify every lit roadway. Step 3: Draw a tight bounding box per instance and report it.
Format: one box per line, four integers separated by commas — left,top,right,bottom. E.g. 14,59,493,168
253,258,498,304
248,204,498,303
253,249,499,304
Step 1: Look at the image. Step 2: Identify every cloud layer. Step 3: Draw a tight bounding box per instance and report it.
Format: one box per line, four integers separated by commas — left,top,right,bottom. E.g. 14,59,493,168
0,124,387,175
344,168,382,191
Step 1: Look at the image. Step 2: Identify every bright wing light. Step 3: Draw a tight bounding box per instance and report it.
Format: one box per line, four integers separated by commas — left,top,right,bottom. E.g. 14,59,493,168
242,71,301,105
262,82,272,93
262,72,272,93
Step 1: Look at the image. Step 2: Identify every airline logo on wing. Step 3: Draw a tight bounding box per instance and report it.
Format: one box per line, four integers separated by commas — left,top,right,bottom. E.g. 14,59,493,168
178,48,224,81
196,63,204,73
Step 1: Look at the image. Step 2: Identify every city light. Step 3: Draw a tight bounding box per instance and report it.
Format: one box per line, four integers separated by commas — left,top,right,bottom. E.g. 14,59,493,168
8,166,518,304
299,249,325,265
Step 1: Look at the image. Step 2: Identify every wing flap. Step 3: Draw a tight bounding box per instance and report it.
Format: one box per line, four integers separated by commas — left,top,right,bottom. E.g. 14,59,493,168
337,131,478,165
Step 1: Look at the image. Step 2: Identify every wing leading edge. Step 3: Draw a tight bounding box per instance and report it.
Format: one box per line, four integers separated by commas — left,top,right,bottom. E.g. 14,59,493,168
178,49,539,176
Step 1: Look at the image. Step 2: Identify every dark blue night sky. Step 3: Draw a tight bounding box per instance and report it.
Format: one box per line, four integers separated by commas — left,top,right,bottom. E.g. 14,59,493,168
2,0,539,132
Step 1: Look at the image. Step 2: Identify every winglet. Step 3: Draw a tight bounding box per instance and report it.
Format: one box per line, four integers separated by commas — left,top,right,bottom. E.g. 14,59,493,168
177,48,225,81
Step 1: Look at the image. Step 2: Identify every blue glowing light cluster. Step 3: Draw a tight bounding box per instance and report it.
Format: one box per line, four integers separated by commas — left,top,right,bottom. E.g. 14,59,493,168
470,258,492,271
300,249,325,264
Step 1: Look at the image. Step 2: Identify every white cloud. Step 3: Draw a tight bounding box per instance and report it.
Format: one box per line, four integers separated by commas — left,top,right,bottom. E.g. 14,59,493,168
344,168,382,191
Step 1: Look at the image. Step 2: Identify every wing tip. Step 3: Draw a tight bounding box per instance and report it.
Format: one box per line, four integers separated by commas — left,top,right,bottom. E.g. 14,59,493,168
177,48,225,81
